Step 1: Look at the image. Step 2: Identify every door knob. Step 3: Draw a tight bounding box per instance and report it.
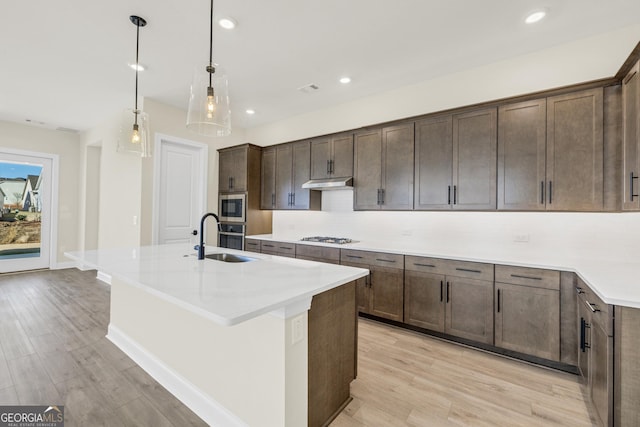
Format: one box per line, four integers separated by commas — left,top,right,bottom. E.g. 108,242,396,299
192,230,198,235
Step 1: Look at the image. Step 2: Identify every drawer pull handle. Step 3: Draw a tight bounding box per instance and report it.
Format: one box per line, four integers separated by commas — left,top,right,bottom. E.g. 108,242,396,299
510,274,542,281
584,299,600,313
345,255,363,259
414,263,435,268
375,258,396,263
576,287,584,294
263,244,274,248
279,246,292,250
455,268,482,274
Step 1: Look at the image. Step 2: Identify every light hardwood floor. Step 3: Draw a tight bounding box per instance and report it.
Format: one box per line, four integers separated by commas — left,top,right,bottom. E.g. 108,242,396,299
1,269,599,426
331,319,599,427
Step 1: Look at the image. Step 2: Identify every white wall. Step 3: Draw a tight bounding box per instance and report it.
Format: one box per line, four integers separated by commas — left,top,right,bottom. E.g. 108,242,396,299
79,99,247,250
0,120,80,266
246,24,640,146
272,191,640,264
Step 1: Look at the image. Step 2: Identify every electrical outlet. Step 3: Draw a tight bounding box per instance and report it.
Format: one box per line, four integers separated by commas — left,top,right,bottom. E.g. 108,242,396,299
291,315,305,344
513,234,530,243
133,215,138,225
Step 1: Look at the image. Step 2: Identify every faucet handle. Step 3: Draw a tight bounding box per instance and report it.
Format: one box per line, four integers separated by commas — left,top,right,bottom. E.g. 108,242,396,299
193,245,200,251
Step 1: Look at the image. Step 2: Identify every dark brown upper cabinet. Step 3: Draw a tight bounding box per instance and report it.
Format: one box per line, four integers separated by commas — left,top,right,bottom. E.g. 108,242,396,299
219,145,248,193
310,134,354,179
415,107,497,210
546,88,603,211
260,147,276,209
623,60,640,211
498,99,547,210
354,123,414,210
274,141,320,210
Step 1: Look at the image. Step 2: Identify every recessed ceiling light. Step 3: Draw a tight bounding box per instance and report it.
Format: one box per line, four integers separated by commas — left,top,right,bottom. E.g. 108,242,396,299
245,109,255,115
128,63,146,71
339,77,351,84
525,9,547,24
218,17,237,30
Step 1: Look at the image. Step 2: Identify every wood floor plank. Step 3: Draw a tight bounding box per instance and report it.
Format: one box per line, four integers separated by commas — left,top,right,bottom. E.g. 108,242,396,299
55,374,125,426
332,319,597,427
116,396,175,427
7,353,61,405
0,355,12,390
0,319,35,360
0,386,19,405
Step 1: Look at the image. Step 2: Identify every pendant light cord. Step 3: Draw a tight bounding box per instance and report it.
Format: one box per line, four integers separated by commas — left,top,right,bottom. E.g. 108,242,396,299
209,0,214,87
134,20,140,124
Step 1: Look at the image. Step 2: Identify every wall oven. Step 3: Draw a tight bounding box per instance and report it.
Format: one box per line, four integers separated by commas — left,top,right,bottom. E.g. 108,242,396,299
219,194,246,223
218,223,245,250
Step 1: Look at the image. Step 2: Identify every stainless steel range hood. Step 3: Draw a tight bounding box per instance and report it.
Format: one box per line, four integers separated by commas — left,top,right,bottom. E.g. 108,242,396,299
301,177,353,190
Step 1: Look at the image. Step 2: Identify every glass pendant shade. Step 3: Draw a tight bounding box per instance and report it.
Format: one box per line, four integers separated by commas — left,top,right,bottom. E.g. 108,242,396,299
186,68,231,137
118,108,151,157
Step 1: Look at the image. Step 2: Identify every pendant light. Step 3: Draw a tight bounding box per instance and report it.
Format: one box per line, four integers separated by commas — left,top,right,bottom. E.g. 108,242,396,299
186,0,231,137
118,15,151,157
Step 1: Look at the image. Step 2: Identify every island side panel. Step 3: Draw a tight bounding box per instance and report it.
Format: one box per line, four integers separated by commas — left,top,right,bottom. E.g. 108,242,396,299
108,277,307,427
308,280,357,427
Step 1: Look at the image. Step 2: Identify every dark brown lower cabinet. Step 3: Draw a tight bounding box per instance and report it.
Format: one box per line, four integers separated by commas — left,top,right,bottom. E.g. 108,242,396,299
308,281,357,427
445,277,494,345
494,265,561,361
341,250,404,322
404,256,494,345
577,278,613,427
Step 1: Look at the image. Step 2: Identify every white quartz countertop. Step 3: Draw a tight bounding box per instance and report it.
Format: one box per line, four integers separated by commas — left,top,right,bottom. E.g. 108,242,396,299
247,234,640,309
65,244,368,326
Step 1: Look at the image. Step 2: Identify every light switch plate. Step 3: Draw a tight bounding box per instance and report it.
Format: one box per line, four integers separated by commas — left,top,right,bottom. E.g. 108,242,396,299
291,315,305,344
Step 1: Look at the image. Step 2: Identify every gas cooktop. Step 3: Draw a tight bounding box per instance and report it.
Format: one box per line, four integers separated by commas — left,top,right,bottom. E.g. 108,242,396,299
300,236,354,245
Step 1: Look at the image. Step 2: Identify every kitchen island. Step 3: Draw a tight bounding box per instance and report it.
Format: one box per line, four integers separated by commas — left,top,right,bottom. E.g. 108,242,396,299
65,244,368,427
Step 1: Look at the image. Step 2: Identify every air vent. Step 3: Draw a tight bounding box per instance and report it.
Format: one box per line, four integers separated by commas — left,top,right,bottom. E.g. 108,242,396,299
55,126,79,133
298,83,320,94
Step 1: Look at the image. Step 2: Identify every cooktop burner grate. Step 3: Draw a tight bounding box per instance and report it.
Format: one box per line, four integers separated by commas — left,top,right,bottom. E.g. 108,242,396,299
300,236,354,245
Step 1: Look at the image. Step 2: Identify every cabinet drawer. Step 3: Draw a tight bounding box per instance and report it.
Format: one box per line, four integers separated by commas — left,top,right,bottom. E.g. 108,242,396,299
577,277,613,336
261,240,296,257
440,259,494,281
341,249,374,265
340,249,403,269
295,244,340,263
370,252,403,269
244,239,261,253
404,255,448,273
495,265,560,290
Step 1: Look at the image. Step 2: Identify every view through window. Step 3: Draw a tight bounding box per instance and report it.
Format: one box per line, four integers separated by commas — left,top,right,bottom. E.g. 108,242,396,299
0,161,43,259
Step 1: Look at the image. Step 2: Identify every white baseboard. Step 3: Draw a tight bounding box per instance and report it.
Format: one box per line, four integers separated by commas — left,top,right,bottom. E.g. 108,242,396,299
106,324,247,427
52,261,78,270
96,270,112,284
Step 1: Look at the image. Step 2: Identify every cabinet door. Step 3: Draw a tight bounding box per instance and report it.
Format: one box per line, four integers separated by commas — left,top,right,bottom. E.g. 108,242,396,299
495,283,560,361
590,320,613,426
547,88,603,211
622,61,640,210
219,148,247,192
445,277,494,344
452,108,497,210
310,138,331,180
369,266,404,321
291,141,312,209
260,148,276,209
498,100,547,210
354,129,383,210
275,145,293,209
415,116,453,210
331,135,354,178
381,123,414,210
404,270,445,332
577,295,591,381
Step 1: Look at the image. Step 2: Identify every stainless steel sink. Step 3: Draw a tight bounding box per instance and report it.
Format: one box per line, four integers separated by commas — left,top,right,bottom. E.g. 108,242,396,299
204,253,255,263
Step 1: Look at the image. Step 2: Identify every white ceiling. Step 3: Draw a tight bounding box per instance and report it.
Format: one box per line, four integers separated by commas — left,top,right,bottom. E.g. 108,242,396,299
1,0,639,133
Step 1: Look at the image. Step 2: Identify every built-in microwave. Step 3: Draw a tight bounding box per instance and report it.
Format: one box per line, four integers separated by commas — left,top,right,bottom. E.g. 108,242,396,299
219,193,246,223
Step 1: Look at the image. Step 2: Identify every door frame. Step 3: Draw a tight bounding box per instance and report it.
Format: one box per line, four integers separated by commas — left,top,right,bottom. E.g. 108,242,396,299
152,133,208,245
0,147,59,271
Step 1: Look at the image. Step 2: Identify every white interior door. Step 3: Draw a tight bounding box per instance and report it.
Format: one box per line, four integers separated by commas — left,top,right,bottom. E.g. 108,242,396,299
155,137,208,245
0,151,52,272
